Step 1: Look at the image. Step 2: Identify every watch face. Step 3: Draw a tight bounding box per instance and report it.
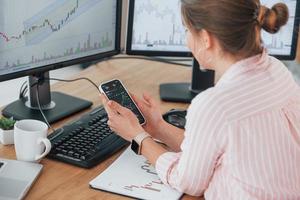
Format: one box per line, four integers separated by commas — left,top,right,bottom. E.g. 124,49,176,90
131,140,140,155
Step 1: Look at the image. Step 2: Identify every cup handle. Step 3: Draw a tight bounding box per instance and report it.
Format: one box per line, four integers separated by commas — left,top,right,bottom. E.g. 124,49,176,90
35,138,52,161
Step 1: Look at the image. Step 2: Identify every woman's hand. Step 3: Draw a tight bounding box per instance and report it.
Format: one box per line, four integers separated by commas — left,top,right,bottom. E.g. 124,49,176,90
131,93,165,139
100,94,144,142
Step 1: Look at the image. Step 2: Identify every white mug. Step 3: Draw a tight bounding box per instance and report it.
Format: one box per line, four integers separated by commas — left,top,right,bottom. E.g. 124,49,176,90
14,119,51,162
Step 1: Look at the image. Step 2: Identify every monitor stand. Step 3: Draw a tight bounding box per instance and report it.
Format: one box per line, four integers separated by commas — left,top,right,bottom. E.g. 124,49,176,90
160,59,215,103
2,72,92,124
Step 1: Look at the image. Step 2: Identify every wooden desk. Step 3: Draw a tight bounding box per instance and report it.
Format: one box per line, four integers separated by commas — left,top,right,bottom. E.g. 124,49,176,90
0,57,203,200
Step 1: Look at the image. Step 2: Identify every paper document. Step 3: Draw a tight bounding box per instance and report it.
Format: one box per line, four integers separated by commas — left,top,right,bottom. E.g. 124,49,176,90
89,147,182,200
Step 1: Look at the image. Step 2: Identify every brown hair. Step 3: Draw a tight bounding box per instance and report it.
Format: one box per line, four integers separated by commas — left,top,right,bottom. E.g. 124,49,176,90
181,0,289,58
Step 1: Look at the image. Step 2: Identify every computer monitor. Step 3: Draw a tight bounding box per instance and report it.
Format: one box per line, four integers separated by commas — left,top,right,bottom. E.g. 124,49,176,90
126,0,300,102
1,0,122,123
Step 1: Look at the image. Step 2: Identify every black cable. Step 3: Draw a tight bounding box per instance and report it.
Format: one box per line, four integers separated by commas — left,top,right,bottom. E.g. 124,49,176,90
20,55,191,99
20,56,190,99
46,77,101,94
19,82,36,103
104,56,192,67
19,81,28,99
159,58,192,62
21,87,28,100
36,83,56,132
20,56,188,128
19,76,100,131
20,77,100,101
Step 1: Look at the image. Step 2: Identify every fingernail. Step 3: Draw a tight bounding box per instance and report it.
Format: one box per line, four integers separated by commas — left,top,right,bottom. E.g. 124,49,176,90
108,101,113,106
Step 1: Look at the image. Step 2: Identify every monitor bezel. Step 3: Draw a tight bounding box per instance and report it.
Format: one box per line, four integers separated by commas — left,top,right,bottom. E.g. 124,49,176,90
0,0,123,82
126,0,299,60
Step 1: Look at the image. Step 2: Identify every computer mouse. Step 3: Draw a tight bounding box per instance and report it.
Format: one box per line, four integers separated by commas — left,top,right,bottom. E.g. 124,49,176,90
163,109,187,129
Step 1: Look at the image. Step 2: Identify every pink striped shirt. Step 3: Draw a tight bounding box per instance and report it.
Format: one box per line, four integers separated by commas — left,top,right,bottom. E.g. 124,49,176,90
156,50,300,200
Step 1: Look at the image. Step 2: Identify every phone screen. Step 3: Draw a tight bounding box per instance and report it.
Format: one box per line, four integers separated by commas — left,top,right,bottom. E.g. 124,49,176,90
101,80,145,124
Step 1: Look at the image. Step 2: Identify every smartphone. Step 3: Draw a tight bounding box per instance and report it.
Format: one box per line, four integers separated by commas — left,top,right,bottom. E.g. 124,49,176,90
99,79,146,125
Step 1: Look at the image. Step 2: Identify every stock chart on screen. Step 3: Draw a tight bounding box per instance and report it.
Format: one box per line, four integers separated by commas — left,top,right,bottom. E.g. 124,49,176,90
0,0,117,75
131,0,297,56
131,0,189,52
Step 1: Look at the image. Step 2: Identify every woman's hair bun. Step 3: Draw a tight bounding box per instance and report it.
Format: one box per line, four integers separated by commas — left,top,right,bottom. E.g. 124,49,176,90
259,3,289,34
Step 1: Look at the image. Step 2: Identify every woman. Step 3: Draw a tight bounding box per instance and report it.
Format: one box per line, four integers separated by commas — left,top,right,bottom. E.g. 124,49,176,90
101,0,300,199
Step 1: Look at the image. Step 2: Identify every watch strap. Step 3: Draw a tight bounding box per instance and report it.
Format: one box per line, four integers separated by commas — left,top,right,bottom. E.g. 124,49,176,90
133,132,151,146
131,132,151,155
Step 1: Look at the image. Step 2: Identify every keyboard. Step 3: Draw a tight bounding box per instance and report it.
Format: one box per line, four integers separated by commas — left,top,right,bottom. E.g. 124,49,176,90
47,106,129,168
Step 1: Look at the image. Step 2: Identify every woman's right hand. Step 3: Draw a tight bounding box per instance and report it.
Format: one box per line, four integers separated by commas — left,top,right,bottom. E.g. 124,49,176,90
131,93,165,139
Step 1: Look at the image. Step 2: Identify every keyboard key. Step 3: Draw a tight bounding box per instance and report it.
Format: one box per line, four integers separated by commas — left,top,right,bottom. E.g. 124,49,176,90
80,155,86,160
62,149,68,154
55,147,62,152
73,153,80,158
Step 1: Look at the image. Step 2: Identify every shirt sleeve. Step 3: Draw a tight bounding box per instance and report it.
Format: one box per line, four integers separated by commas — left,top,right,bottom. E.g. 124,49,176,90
155,89,227,196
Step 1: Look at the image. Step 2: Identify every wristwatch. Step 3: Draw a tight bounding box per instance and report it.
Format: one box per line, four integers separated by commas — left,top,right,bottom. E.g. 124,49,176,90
131,132,151,155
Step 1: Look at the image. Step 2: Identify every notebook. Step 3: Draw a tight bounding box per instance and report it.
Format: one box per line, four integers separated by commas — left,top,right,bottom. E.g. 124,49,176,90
89,147,182,200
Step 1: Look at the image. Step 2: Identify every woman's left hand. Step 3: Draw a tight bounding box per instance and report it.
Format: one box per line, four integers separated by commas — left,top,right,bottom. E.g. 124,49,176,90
100,94,144,141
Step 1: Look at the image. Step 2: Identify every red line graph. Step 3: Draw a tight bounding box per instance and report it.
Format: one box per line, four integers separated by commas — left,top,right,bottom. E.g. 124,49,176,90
124,185,139,191
0,19,60,43
0,0,79,43
123,179,163,193
152,180,163,185
0,32,9,42
141,186,161,192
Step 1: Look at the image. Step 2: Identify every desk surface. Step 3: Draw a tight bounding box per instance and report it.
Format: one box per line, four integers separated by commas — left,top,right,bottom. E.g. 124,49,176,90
0,57,204,200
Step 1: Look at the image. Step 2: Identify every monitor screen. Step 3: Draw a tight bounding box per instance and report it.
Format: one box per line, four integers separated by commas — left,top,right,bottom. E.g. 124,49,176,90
0,0,121,81
129,0,188,53
127,0,299,59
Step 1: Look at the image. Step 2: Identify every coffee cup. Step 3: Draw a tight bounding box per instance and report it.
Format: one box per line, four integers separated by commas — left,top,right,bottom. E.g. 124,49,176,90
14,119,51,162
